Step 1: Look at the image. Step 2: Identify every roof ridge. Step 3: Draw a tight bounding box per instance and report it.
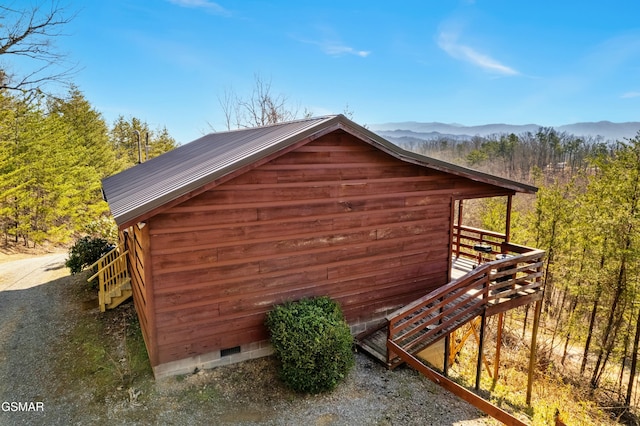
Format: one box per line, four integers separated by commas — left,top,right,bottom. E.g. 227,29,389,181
209,115,339,135
103,114,536,228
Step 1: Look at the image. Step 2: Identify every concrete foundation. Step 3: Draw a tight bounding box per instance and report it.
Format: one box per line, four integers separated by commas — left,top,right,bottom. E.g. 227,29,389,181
153,315,387,379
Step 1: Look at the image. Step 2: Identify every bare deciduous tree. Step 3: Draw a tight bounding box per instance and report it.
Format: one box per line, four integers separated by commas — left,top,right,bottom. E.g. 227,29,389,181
0,1,76,93
218,75,309,130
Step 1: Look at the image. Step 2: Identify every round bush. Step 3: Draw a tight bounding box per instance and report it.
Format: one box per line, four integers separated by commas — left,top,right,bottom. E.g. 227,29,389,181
65,236,113,275
265,296,355,394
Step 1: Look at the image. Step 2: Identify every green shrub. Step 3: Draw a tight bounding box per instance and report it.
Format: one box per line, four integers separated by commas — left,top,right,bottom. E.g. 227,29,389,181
65,236,113,275
265,296,355,394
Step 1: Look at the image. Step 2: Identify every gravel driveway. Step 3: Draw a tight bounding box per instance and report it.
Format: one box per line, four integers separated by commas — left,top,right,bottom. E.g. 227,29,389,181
0,253,494,426
0,253,70,425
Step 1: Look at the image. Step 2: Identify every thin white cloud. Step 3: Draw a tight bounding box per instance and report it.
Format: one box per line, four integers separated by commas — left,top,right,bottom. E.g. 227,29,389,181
621,91,640,99
167,0,230,16
437,30,519,76
320,42,370,58
295,37,370,58
292,26,370,58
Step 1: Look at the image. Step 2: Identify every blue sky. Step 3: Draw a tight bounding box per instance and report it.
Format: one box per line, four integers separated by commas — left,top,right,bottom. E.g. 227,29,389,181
53,0,640,143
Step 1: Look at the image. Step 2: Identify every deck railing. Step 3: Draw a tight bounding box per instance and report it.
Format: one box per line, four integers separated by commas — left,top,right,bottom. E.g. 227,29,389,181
385,245,544,366
88,244,130,312
453,224,507,263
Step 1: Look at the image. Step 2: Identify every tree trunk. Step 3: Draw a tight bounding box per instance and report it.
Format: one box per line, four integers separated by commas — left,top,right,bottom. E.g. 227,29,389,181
581,245,608,376
522,304,530,339
593,306,624,389
581,289,600,375
561,297,579,366
551,287,568,350
590,256,627,389
626,304,640,406
617,305,633,398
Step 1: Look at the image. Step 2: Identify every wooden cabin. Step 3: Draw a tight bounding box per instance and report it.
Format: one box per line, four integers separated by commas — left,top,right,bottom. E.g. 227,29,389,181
101,115,541,379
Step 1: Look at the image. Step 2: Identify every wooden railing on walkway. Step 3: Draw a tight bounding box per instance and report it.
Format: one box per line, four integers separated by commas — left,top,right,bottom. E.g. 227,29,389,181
453,224,507,263
88,244,132,312
385,246,544,368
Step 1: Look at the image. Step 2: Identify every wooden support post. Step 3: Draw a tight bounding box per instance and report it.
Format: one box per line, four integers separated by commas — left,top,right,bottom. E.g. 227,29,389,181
526,299,543,405
493,312,504,388
469,318,493,378
475,312,487,391
439,294,449,375
505,196,512,245
386,321,393,367
456,199,464,258
444,334,450,376
448,197,455,282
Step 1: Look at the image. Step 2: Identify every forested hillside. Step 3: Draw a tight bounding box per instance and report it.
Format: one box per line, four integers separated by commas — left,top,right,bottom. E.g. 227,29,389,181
405,129,640,421
0,88,177,247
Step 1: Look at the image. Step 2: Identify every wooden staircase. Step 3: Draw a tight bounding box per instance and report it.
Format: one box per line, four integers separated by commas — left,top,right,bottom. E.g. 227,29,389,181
357,247,545,368
356,248,544,426
88,244,132,312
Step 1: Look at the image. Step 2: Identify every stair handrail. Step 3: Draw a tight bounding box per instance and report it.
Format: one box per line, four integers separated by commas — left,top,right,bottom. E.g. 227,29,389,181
386,263,490,358
87,244,130,312
386,247,545,361
87,244,125,281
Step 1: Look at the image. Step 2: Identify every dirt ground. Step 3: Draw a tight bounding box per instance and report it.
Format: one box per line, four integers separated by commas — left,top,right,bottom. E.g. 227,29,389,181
0,250,495,425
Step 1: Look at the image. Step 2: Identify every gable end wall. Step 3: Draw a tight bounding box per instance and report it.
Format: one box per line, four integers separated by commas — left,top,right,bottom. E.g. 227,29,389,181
142,131,510,373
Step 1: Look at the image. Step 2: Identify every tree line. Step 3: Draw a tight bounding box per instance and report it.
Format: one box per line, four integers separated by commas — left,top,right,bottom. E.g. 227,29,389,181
410,129,640,415
520,136,640,413
0,87,177,247
399,127,611,181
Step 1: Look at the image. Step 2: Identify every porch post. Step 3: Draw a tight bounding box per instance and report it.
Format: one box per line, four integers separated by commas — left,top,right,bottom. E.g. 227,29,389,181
505,195,513,244
444,334,450,376
475,312,486,391
492,312,504,388
456,199,463,258
526,299,543,405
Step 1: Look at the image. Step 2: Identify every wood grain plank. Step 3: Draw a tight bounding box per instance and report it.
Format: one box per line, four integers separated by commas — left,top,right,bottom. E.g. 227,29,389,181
149,204,442,245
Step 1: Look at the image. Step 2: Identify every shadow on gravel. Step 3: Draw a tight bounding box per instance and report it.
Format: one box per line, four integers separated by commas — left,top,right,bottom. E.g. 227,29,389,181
0,273,78,426
44,263,66,272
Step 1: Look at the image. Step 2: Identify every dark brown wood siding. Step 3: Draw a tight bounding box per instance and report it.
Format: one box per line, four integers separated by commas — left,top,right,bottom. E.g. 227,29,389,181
145,131,512,365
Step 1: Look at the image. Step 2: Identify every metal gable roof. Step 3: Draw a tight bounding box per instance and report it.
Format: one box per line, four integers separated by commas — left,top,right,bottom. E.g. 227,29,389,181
102,114,537,228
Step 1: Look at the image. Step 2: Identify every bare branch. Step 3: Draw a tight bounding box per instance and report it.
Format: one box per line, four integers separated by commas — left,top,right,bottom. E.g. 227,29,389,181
0,1,77,93
221,74,302,129
217,87,235,131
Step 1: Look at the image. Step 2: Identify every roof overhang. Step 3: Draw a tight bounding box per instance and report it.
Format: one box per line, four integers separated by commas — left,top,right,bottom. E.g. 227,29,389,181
102,114,537,229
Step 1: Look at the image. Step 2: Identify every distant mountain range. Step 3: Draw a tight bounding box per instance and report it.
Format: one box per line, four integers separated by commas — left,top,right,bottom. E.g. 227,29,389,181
369,121,640,143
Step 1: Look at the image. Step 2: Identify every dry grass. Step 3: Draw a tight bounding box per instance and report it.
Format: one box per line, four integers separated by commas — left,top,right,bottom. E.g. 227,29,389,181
445,312,629,425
